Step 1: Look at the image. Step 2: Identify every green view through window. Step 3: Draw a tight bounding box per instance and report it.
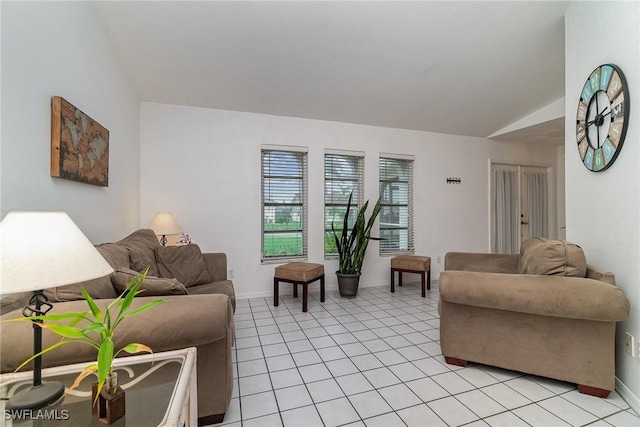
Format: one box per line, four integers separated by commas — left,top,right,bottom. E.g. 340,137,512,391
324,151,364,257
261,147,307,261
379,155,415,254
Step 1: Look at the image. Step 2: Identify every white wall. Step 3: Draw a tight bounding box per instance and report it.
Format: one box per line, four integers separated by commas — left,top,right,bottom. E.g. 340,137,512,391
140,102,556,298
565,1,640,408
0,2,140,242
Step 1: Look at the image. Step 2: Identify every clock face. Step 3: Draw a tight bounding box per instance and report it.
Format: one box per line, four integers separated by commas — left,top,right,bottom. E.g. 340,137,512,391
576,64,629,172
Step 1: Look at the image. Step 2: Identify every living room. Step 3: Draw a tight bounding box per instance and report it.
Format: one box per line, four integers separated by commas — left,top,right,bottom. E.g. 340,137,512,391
2,1,639,426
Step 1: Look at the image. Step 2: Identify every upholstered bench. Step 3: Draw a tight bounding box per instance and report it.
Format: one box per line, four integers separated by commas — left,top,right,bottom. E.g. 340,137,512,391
274,262,325,312
390,255,431,297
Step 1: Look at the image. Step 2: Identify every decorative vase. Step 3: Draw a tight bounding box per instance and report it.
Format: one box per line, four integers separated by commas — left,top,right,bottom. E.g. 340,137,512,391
92,371,125,424
336,272,360,297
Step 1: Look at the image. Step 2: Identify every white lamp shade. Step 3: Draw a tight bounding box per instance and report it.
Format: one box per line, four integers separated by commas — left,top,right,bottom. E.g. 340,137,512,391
0,212,114,294
148,213,182,235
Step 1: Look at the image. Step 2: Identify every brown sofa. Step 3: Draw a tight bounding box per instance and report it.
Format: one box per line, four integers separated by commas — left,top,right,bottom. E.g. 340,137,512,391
439,238,630,397
1,229,235,425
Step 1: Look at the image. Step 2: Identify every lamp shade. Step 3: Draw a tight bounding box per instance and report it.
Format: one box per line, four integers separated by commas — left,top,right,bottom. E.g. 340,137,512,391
148,213,182,236
0,212,114,294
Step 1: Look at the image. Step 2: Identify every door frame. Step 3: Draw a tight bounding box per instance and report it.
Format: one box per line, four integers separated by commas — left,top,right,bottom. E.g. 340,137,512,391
489,160,557,253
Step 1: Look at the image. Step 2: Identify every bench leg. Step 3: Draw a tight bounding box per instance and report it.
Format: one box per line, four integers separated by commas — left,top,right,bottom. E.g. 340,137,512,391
274,278,279,307
302,284,309,312
390,269,395,293
398,271,403,286
293,282,298,298
427,267,431,290
320,275,325,302
421,272,426,297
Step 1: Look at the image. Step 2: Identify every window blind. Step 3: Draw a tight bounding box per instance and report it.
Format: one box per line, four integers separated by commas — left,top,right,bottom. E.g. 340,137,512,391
261,148,307,261
379,156,414,254
324,152,365,257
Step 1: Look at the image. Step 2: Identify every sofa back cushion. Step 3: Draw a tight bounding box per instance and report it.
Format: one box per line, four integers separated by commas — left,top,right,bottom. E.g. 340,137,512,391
518,237,587,277
117,229,161,276
155,244,211,287
43,244,124,302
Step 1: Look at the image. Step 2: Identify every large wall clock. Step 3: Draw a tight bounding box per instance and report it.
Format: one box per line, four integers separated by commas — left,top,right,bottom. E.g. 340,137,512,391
576,64,629,172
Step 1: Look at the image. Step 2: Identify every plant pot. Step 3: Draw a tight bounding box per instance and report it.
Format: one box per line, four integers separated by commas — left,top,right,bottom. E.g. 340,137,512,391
92,372,125,424
336,272,361,297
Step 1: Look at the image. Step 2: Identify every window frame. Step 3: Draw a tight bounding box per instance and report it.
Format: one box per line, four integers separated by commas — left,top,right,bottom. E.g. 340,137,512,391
379,154,415,255
261,145,308,263
324,150,365,259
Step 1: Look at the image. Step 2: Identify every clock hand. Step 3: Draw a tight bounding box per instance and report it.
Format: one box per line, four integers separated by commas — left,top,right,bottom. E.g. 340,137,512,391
586,109,611,128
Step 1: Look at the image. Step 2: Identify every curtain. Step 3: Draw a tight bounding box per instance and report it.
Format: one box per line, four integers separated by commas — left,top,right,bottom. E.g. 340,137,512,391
493,169,518,253
526,171,548,238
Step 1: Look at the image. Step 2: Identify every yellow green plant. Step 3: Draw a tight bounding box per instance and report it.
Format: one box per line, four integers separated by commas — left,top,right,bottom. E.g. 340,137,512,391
10,268,166,398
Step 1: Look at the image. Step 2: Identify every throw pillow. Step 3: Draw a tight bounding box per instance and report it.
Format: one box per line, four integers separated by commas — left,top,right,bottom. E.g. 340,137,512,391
95,243,130,270
112,268,188,296
155,244,211,287
117,229,161,276
518,239,587,277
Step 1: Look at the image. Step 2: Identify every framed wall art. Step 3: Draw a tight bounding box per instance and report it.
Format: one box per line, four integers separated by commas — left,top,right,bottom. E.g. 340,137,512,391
51,96,109,186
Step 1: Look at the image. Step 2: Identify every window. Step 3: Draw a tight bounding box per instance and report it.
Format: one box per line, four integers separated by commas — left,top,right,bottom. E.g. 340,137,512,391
261,146,307,261
379,155,414,254
324,151,364,257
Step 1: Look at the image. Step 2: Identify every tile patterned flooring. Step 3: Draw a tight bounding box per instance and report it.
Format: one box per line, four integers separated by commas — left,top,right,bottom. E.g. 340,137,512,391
211,283,640,427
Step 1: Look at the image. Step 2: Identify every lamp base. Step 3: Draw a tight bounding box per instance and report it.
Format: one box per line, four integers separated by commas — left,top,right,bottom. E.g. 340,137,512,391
5,381,65,410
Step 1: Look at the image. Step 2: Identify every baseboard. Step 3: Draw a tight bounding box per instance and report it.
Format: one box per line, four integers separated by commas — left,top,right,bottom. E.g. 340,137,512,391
236,278,440,301
616,376,640,416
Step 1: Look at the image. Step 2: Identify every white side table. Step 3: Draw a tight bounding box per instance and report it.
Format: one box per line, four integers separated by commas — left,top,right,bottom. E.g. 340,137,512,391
1,347,197,427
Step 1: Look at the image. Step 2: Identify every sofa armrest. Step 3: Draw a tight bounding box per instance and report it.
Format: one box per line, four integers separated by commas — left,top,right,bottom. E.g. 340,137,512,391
445,252,519,273
202,253,228,282
439,271,629,322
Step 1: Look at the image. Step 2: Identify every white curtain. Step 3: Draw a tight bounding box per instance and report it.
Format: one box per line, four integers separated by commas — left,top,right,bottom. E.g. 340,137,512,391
526,171,548,238
493,169,518,253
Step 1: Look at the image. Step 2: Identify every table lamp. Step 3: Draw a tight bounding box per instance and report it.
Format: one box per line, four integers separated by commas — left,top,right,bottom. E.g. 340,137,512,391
148,213,182,246
0,212,114,410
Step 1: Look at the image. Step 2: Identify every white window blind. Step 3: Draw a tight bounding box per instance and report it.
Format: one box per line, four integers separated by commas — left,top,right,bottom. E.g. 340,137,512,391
379,156,414,254
324,151,365,257
261,148,307,261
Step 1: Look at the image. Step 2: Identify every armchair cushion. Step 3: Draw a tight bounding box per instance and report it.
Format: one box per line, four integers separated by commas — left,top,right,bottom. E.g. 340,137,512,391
156,244,211,287
518,238,587,277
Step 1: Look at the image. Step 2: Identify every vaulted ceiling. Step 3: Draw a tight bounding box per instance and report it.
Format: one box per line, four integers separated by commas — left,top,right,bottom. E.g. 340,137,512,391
92,1,568,143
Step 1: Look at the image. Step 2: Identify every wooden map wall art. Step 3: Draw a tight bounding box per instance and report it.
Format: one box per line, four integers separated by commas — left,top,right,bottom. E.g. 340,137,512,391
51,96,109,187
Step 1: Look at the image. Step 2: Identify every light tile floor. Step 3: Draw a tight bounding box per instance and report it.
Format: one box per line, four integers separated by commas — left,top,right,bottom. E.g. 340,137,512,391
211,283,640,427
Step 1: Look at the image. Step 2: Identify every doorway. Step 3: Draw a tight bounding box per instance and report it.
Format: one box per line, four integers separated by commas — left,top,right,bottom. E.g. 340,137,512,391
491,163,554,253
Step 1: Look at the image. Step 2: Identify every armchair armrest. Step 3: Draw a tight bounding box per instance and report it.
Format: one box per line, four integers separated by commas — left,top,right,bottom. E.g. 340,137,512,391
445,252,519,273
202,253,228,282
439,271,630,322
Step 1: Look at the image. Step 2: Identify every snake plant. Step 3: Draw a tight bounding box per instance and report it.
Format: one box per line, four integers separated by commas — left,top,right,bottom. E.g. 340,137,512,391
331,192,382,275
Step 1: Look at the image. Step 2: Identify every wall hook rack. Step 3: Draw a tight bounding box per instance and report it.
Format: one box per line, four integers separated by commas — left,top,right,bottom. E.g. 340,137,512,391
446,177,462,184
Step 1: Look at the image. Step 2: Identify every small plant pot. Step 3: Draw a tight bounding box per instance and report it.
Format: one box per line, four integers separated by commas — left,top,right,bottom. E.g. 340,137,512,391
336,272,361,297
92,372,125,424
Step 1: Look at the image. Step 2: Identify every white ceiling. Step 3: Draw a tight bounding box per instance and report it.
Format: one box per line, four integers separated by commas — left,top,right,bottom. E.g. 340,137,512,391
92,1,568,142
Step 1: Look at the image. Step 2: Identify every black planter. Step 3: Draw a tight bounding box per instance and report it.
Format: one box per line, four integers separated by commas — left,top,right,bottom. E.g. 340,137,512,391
336,272,361,297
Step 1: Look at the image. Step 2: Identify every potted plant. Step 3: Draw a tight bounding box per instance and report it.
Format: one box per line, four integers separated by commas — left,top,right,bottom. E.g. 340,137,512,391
11,269,165,423
331,192,382,297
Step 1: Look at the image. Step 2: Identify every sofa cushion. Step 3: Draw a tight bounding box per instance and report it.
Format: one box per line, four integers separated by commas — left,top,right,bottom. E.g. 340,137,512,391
112,268,187,296
518,238,587,277
117,229,161,276
187,280,236,312
155,244,211,287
